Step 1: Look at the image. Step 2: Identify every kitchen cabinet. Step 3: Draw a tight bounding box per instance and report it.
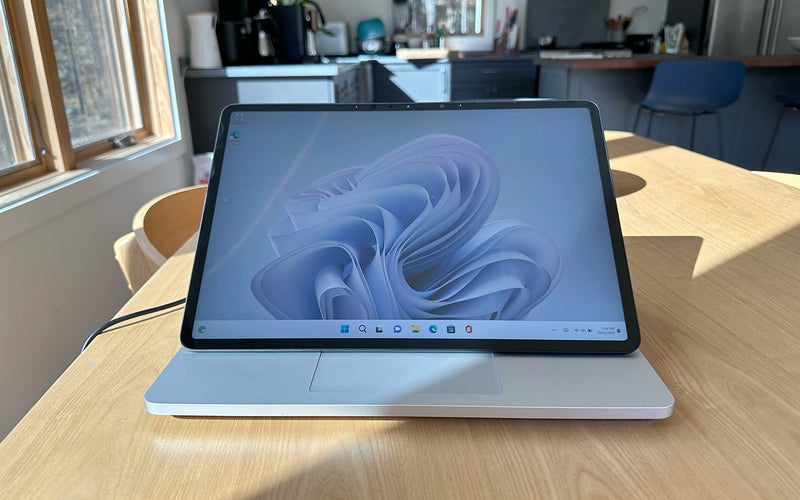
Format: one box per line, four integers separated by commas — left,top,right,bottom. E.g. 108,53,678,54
184,64,365,153
370,60,451,103
356,56,537,103
450,58,537,100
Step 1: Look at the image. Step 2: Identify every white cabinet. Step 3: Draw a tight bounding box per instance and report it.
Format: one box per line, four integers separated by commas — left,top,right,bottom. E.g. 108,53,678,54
370,60,451,102
185,64,364,153
230,64,363,104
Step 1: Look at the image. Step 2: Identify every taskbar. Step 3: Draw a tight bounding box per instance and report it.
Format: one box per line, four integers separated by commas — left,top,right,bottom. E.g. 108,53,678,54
193,320,628,341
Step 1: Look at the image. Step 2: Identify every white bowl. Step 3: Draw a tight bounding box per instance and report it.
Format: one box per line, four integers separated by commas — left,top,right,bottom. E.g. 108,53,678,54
789,36,800,51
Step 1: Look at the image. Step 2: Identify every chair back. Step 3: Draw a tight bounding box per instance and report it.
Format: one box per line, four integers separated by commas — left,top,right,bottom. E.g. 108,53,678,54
114,185,207,293
134,185,207,266
642,60,746,113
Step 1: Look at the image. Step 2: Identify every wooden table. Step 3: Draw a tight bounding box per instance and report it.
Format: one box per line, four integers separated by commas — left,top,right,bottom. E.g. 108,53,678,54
1,132,799,498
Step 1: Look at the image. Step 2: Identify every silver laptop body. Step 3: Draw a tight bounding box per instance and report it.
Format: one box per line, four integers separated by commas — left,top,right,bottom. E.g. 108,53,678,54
146,101,673,419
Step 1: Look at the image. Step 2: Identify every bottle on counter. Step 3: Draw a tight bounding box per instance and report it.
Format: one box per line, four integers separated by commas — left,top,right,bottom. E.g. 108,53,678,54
653,23,665,54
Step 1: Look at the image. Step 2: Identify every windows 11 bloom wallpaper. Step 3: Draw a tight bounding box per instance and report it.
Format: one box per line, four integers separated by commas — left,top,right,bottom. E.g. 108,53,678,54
251,134,562,320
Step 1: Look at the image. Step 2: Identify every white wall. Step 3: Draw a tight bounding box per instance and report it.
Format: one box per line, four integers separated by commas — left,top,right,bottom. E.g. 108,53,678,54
0,0,195,441
609,0,668,35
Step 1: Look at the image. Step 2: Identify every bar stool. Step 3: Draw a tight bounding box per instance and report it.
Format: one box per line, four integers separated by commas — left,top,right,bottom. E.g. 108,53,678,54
633,60,746,159
762,95,800,168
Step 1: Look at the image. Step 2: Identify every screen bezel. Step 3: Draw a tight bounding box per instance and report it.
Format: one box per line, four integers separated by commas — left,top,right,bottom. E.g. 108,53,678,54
180,101,640,354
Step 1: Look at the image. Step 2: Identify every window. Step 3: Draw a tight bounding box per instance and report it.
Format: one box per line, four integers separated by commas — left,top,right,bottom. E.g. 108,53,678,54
45,0,142,148
404,0,494,52
0,3,34,173
0,0,173,190
408,0,486,36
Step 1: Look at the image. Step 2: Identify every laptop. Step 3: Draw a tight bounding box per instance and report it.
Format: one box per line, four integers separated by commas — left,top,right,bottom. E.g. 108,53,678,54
145,100,674,419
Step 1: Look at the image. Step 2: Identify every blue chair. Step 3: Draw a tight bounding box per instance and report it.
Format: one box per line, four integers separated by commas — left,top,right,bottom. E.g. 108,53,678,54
762,95,800,168
633,60,746,158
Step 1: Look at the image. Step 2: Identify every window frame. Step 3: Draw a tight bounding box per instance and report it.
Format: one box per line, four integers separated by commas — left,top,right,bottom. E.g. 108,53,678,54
0,0,173,190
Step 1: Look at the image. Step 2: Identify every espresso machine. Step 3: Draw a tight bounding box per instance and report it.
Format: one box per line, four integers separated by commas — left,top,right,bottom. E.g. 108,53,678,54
216,0,325,65
216,0,275,65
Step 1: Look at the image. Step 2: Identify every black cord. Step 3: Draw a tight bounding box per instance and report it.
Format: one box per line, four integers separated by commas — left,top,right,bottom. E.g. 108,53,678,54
81,298,186,352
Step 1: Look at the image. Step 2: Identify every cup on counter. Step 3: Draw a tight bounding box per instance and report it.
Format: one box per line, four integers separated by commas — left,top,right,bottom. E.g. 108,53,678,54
607,29,626,43
607,15,632,45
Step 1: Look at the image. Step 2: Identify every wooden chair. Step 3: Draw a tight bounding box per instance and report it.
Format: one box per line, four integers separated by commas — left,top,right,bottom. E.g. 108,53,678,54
114,185,207,293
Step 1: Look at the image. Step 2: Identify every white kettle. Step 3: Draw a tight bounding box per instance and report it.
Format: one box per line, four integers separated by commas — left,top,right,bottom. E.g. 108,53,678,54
187,11,222,69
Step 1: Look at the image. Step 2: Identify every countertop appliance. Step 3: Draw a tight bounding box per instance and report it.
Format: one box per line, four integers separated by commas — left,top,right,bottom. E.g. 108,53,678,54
357,18,388,54
216,0,327,65
216,1,277,65
269,3,326,63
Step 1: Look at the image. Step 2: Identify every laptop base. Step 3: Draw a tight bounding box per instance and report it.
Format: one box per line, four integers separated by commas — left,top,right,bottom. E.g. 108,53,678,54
146,348,673,419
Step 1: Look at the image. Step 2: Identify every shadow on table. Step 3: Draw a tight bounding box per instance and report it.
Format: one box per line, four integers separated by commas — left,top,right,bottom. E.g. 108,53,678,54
606,134,670,160
612,169,647,197
235,235,713,498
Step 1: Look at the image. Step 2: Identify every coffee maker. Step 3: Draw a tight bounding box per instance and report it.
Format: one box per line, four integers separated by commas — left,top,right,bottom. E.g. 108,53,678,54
216,0,276,65
216,0,326,65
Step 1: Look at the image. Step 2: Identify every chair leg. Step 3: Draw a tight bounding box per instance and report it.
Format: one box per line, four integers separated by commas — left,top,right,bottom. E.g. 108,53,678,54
762,106,786,170
715,112,724,161
634,106,643,135
647,111,654,138
689,114,697,151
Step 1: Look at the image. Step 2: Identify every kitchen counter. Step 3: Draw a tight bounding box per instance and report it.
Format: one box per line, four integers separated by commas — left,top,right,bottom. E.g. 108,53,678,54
334,52,537,64
535,53,800,69
334,55,447,64
184,53,799,78
537,55,800,170
185,63,360,78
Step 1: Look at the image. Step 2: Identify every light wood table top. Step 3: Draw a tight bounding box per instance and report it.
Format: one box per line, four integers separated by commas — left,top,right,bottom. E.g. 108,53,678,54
753,170,800,190
1,132,799,498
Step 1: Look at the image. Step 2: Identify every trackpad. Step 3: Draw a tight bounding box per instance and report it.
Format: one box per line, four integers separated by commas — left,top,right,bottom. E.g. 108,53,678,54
310,352,502,394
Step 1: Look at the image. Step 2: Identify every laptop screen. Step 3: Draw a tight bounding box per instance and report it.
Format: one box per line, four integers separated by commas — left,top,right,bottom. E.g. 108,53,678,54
182,101,639,353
